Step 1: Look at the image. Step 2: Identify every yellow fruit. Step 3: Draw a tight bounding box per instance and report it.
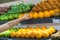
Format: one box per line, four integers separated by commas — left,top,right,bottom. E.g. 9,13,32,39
15,31,21,38
20,29,26,38
46,29,53,35
49,10,55,16
42,31,49,38
18,29,23,32
33,12,38,19
54,8,59,13
10,32,16,38
30,27,34,31
29,12,33,18
35,26,41,30
19,14,24,18
35,30,42,38
44,11,51,18
42,26,47,30
25,29,31,38
49,26,55,33
30,30,37,38
39,12,44,18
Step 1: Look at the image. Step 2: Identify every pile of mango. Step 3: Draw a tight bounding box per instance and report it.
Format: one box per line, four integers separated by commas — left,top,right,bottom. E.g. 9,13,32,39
10,26,56,38
18,8,60,19
0,4,34,21
0,3,60,21
0,26,56,38
7,4,34,14
0,28,20,37
0,13,20,21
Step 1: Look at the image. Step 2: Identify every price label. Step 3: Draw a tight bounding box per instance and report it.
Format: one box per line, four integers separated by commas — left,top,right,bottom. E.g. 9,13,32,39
53,19,60,23
8,39,13,40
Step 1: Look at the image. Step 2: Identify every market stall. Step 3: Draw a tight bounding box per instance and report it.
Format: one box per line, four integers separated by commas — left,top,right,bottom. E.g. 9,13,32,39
0,0,60,40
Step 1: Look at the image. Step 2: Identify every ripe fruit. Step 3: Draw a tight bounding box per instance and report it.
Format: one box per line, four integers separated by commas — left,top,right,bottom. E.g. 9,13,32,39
44,11,51,18
10,32,16,38
54,8,60,16
20,29,26,38
39,12,44,18
49,26,55,33
29,12,33,18
46,29,53,35
19,14,24,18
25,29,31,38
35,31,42,38
42,26,47,30
49,10,55,16
30,30,37,38
15,31,21,38
33,12,38,19
42,31,49,38
54,8,59,13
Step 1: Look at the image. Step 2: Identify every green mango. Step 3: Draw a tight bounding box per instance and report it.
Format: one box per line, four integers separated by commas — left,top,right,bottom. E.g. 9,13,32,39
15,13,20,18
4,31,11,37
0,16,5,21
3,15,9,21
8,15,14,20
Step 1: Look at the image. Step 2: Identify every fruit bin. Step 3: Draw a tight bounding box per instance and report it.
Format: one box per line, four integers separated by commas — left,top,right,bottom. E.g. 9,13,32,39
0,0,60,24
0,0,60,40
0,27,58,40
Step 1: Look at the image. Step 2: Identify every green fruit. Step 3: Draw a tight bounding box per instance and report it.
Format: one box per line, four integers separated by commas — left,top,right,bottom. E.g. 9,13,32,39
9,15,13,20
15,13,19,18
1,17,5,21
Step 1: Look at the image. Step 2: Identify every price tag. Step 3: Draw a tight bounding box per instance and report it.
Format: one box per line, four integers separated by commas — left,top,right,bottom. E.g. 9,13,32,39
8,39,12,40
53,19,60,23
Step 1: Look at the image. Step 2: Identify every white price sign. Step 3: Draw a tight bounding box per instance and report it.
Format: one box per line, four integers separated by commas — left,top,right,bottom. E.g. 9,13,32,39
53,19,60,23
8,39,12,40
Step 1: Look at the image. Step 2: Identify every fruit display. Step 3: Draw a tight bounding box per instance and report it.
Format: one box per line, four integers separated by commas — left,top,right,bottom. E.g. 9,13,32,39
0,8,59,21
0,28,19,37
0,13,20,21
0,0,60,40
10,26,56,38
18,9,60,19
0,6,11,15
7,4,34,14
32,0,60,12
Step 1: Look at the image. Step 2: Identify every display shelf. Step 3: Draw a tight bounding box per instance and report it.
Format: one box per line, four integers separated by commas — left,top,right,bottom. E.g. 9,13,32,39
0,17,60,25
0,21,8,25
21,17,60,24
0,37,51,40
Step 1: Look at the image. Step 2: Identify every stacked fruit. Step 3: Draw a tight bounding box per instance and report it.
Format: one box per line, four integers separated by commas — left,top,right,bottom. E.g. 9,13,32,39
0,6,11,15
0,4,34,21
19,8,60,19
31,0,60,18
0,28,19,37
10,26,56,38
7,4,34,14
0,13,20,21
32,0,60,11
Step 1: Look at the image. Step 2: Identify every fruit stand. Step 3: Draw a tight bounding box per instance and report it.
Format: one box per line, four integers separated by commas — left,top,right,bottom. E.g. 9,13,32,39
0,0,60,40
